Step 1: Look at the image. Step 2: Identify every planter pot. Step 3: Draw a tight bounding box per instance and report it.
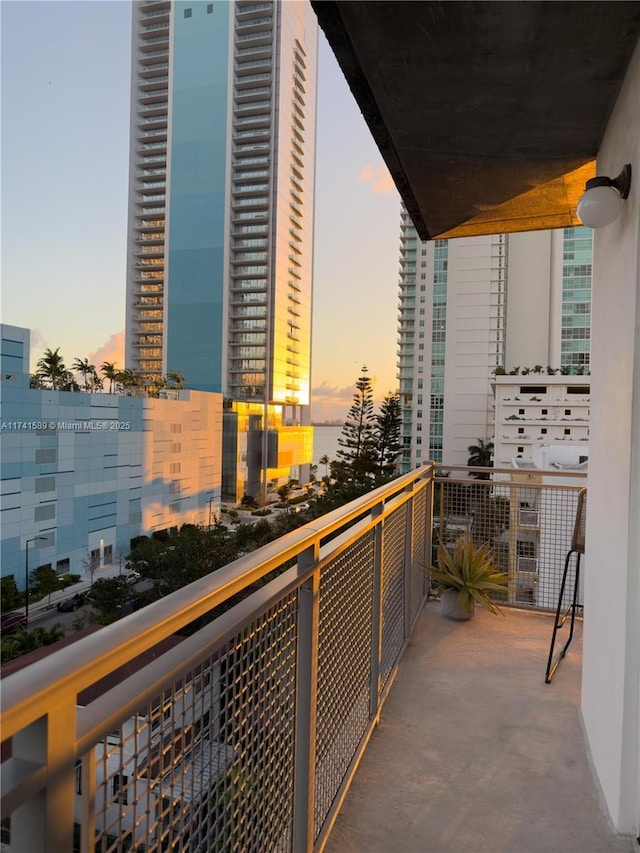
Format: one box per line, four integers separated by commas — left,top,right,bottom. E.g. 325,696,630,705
440,589,474,621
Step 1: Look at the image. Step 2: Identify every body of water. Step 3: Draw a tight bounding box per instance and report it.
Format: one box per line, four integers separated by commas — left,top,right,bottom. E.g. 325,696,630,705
312,424,343,472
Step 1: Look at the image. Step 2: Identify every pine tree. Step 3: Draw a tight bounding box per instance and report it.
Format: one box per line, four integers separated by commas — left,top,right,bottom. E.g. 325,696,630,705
337,366,376,484
373,392,402,479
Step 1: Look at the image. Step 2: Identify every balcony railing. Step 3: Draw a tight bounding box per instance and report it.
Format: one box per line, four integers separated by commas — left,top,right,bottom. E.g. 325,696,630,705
433,465,586,611
1,468,433,852
0,465,587,851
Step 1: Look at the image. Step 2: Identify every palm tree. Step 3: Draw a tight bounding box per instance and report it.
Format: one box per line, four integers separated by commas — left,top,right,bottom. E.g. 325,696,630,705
100,361,119,394
59,370,80,392
90,366,103,392
36,347,66,389
166,369,185,390
72,357,95,392
147,373,166,397
319,454,331,480
117,368,138,395
467,438,494,480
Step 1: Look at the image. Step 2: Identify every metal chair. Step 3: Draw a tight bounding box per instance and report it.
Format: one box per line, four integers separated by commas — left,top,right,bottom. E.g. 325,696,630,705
545,487,586,683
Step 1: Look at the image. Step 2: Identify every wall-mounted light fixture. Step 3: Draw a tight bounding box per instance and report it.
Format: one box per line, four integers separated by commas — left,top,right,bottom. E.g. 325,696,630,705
576,164,632,228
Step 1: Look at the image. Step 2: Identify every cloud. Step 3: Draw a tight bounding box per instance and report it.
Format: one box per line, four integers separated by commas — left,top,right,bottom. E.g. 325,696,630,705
311,382,354,400
89,330,125,368
29,328,46,350
358,163,395,194
311,382,354,423
311,379,393,424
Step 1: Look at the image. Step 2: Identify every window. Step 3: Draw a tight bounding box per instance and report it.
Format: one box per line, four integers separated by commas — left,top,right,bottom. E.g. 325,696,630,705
541,428,547,434
541,408,548,415
75,760,82,794
518,446,524,453
184,8,192,17
565,409,571,415
112,774,128,805
207,2,213,11
103,545,113,565
564,428,571,435
35,476,55,493
56,558,70,575
90,549,100,569
567,385,589,395
518,409,525,415
518,428,524,434
35,504,55,521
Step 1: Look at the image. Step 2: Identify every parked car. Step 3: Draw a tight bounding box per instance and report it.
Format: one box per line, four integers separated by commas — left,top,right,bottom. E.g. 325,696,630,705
57,593,86,613
125,571,141,585
1,611,27,634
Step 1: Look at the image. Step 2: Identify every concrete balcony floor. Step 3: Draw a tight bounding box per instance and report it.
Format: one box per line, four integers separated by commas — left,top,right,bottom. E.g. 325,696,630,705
326,602,631,853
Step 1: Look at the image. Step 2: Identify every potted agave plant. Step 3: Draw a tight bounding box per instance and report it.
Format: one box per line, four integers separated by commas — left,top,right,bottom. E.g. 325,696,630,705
430,535,509,621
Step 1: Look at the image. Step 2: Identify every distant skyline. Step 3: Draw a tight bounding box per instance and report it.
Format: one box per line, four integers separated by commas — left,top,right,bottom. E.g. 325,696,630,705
1,1,401,422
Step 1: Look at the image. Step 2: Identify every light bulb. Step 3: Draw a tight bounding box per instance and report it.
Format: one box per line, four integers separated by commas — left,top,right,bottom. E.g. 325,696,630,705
577,184,623,228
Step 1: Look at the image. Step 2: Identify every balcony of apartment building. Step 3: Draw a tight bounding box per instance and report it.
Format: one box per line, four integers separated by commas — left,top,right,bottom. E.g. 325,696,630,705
3,464,633,852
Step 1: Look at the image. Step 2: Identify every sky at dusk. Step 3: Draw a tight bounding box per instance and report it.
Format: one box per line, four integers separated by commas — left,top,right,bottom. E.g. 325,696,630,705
1,0,401,422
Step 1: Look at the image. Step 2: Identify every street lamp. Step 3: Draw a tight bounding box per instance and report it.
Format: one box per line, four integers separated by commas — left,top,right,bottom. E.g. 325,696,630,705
25,536,47,626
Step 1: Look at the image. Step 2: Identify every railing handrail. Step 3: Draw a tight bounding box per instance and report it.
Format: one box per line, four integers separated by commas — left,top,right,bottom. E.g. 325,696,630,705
0,464,434,741
435,463,588,480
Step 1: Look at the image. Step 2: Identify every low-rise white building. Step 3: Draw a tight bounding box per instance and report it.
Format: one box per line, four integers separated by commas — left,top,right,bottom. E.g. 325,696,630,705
493,374,590,465
0,325,223,586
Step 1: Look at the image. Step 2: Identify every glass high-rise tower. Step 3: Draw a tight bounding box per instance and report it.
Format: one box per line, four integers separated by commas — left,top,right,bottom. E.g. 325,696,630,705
397,214,592,471
125,0,317,496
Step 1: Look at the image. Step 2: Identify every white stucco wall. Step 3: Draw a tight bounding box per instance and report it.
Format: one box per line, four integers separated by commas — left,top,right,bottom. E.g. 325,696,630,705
504,230,553,368
581,39,640,836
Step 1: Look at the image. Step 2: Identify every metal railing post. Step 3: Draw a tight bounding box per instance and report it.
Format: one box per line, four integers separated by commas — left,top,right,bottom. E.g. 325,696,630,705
369,500,384,720
403,484,414,638
10,707,76,852
293,543,320,852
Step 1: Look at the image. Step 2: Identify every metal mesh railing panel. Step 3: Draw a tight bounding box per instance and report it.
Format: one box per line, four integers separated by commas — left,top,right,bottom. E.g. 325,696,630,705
435,477,586,613
85,591,298,853
531,487,583,611
380,505,407,687
409,486,429,622
314,532,375,837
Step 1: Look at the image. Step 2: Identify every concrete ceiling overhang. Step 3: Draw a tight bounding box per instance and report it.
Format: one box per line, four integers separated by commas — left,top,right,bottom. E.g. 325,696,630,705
312,1,640,240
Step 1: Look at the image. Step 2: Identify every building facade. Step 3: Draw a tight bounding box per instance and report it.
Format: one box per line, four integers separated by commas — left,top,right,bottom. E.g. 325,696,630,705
397,217,593,470
125,0,317,496
493,375,590,466
0,325,222,586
